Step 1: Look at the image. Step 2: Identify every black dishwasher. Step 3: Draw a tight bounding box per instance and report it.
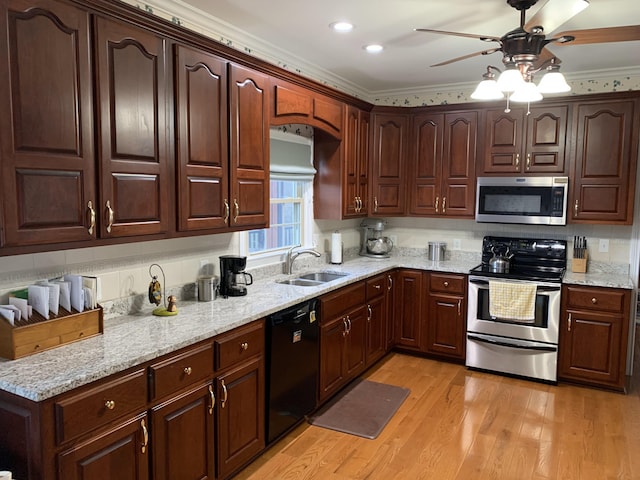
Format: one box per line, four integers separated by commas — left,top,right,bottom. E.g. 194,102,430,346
266,298,319,445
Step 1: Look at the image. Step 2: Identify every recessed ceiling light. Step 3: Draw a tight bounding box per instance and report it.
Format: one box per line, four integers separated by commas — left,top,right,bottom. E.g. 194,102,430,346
365,44,384,54
330,21,354,33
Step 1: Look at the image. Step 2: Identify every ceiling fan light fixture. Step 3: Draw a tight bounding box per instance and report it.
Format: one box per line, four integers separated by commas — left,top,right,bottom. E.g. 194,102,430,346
509,81,543,103
537,66,571,93
471,66,504,100
497,68,526,92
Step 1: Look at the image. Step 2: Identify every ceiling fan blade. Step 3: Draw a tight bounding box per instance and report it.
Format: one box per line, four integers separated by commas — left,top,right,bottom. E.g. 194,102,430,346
553,25,640,45
430,48,502,67
415,28,501,43
533,47,560,70
524,0,589,34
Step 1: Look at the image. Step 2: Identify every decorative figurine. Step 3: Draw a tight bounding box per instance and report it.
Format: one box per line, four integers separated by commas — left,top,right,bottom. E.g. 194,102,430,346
167,295,177,313
148,264,178,316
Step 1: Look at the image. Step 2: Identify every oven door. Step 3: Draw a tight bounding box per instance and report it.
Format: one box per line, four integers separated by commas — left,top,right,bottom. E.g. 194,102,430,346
467,276,561,344
466,332,558,382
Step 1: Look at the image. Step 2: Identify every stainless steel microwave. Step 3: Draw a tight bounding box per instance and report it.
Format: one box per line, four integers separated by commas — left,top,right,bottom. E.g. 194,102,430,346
475,176,569,225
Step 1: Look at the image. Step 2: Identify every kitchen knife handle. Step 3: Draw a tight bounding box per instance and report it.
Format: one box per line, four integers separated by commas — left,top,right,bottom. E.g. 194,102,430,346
105,200,114,233
87,201,96,235
223,199,230,224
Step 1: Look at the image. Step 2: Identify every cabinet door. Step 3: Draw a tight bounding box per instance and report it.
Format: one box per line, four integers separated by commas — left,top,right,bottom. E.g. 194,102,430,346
395,270,426,351
58,413,149,480
386,272,397,350
525,105,568,174
319,317,347,403
440,111,477,217
366,295,387,366
570,99,637,224
0,0,96,246
370,113,408,215
216,356,265,480
409,113,442,216
228,63,270,229
427,293,465,359
559,309,624,387
482,108,524,174
175,44,229,232
151,383,215,480
94,16,170,238
343,106,369,218
345,305,367,379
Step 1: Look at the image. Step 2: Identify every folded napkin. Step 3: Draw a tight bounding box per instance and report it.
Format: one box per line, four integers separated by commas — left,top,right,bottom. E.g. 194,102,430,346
489,280,537,322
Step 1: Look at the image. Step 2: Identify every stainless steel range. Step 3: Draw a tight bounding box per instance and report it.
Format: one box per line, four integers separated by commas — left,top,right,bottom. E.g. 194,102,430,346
466,236,567,383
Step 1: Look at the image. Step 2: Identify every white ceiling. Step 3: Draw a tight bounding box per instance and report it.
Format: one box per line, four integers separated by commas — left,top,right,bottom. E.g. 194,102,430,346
174,0,640,97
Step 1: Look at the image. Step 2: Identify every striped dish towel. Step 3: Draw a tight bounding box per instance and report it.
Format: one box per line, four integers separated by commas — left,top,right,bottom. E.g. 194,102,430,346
489,280,537,322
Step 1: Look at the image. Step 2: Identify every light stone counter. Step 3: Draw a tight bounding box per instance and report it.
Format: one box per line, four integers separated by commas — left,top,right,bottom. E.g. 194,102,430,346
0,253,633,401
563,271,635,290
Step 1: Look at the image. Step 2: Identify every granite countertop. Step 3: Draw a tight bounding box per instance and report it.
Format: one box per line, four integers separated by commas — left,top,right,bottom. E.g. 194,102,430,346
0,254,633,401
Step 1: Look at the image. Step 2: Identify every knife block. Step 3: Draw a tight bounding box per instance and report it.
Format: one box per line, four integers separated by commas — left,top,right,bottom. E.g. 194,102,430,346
572,251,588,273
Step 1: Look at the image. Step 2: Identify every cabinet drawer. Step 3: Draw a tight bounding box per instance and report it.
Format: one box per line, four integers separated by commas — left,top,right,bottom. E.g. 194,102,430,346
366,274,387,300
565,286,628,314
320,281,366,321
215,320,265,371
430,273,466,295
149,343,214,400
55,368,147,444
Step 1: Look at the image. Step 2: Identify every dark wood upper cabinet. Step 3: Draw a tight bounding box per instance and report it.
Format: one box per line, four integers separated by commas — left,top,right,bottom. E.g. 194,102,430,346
94,16,170,238
481,105,568,175
0,0,96,247
228,63,270,229
409,110,477,218
342,105,370,218
370,112,409,216
570,97,639,224
175,44,229,232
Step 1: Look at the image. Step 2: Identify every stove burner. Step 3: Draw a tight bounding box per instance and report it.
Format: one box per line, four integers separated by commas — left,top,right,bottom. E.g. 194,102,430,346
472,236,567,283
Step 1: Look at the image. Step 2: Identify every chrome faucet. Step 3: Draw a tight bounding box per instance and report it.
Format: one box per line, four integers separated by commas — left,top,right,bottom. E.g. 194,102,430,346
285,246,322,274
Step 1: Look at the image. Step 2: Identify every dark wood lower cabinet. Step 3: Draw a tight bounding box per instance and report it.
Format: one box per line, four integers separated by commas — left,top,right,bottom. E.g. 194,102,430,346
58,412,149,480
366,295,387,366
394,270,426,351
426,293,465,360
215,356,265,480
150,383,215,480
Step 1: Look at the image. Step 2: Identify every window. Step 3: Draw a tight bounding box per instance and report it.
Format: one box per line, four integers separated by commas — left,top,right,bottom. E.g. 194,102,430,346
242,130,315,259
247,179,309,254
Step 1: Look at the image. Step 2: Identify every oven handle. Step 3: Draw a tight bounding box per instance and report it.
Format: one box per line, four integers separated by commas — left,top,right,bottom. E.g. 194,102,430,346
467,334,557,352
469,278,561,292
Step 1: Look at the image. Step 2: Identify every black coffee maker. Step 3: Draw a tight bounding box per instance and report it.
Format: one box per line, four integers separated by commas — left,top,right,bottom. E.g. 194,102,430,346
219,255,253,298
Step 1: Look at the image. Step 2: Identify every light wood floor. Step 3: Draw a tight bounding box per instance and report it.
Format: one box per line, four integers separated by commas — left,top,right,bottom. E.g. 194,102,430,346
235,351,640,480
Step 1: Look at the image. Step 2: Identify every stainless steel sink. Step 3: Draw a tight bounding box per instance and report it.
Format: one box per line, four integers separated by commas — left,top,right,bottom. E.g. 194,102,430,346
297,272,348,282
277,278,324,287
277,271,349,287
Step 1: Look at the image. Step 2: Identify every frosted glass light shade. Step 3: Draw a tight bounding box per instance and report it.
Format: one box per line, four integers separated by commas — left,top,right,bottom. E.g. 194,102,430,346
497,68,526,92
509,82,543,103
537,71,571,93
471,79,504,100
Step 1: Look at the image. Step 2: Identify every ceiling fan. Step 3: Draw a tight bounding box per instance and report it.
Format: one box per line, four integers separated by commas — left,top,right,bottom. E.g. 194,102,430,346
416,0,640,72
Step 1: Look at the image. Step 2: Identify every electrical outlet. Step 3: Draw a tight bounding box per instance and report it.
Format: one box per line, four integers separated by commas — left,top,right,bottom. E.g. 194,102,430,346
599,239,609,253
453,239,461,250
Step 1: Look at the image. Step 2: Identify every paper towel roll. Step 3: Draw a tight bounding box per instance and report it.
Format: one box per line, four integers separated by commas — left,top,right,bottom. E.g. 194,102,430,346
331,231,342,264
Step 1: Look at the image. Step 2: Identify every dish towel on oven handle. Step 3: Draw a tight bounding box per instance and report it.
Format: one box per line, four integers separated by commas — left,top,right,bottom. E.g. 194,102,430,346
488,280,537,322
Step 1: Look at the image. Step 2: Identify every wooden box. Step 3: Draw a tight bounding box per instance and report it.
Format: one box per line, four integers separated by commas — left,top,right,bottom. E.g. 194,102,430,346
0,306,103,360
572,251,588,273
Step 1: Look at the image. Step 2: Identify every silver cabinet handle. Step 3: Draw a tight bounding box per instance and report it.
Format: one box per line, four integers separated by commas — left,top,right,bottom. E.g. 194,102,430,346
568,313,572,332
526,153,531,170
220,379,228,408
87,201,96,235
457,299,461,316
442,197,446,214
515,153,520,169
387,275,393,291
435,196,439,213
342,318,348,337
367,304,372,321
105,200,114,233
208,384,215,415
374,196,378,213
346,315,352,333
574,199,579,217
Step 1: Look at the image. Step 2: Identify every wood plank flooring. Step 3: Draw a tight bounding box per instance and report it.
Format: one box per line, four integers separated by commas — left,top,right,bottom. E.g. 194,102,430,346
234,352,640,480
